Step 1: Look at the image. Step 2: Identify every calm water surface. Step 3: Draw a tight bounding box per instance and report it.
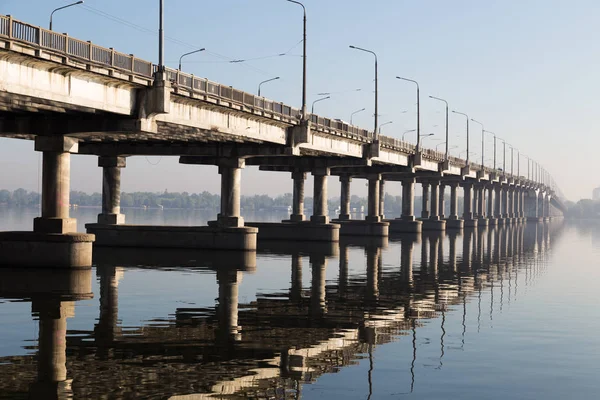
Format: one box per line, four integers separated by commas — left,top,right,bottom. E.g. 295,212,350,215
0,210,599,399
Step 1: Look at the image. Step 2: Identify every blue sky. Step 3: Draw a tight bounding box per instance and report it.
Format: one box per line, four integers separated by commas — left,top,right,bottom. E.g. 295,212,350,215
1,0,598,200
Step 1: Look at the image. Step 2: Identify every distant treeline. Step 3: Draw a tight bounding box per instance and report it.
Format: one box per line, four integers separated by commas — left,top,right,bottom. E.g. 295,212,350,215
564,199,600,219
0,188,457,215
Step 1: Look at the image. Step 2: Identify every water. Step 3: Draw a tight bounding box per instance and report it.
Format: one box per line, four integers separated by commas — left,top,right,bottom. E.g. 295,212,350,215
0,210,599,399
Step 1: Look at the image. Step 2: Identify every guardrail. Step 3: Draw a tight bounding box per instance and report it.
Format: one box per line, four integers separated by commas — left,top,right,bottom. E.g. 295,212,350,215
0,14,557,189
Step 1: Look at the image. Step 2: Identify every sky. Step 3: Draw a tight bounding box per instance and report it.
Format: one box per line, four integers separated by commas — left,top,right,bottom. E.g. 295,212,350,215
0,0,598,201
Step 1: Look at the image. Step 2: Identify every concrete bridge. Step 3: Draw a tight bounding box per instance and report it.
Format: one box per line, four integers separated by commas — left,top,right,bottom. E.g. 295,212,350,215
0,15,565,267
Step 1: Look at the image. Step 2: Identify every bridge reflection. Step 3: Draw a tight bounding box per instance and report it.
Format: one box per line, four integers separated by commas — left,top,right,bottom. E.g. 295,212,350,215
0,222,562,399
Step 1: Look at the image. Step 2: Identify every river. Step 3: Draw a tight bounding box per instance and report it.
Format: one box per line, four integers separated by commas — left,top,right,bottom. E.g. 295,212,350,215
0,209,598,399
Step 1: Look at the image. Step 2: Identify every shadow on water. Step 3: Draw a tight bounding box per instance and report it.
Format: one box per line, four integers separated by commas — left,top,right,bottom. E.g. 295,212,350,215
0,221,566,398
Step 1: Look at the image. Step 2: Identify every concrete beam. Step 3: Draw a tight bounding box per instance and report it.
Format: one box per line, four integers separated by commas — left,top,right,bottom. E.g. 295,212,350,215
246,156,369,169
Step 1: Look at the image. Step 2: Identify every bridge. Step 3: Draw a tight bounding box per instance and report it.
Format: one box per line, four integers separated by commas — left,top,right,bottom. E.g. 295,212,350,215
0,15,565,268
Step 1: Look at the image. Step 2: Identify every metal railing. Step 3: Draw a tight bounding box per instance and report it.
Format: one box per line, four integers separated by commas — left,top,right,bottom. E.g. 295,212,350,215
0,14,556,189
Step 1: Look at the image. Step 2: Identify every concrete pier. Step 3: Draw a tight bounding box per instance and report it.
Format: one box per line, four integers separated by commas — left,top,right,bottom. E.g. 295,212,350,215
337,175,352,221
97,156,126,225
290,171,307,222
445,182,464,230
463,181,478,228
388,177,422,233
422,180,446,231
0,136,94,268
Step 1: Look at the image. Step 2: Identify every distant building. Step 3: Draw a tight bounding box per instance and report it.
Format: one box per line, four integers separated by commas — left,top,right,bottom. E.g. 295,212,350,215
593,187,600,201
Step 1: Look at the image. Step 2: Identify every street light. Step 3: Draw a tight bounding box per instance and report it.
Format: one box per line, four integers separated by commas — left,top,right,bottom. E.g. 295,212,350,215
286,0,307,119
159,0,165,72
178,48,205,70
452,111,469,165
402,129,416,141
397,77,420,151
421,133,434,146
350,45,378,139
258,76,280,97
471,119,485,170
429,96,449,160
350,108,366,125
49,1,84,31
484,130,496,170
379,121,393,134
311,96,330,114
436,142,446,152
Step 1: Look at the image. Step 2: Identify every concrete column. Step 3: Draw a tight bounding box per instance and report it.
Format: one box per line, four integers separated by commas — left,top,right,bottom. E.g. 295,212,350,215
430,181,440,220
290,255,303,302
33,136,79,234
366,175,381,222
487,186,494,218
429,234,439,280
502,187,509,218
290,171,306,222
216,269,241,341
421,183,430,219
96,266,122,346
98,156,126,225
310,254,327,317
338,245,349,297
520,190,526,218
311,168,330,224
401,178,416,221
448,232,458,272
379,179,386,219
449,183,459,220
473,186,480,218
508,187,515,218
218,159,244,227
439,184,446,219
494,186,502,218
400,240,414,285
463,182,473,220
479,186,486,217
366,246,380,300
338,175,352,220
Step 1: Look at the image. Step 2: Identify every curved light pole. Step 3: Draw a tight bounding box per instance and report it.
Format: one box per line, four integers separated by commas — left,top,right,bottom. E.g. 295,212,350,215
311,96,330,114
429,96,449,160
379,121,393,134
350,46,378,139
484,130,496,170
178,48,205,70
159,0,164,72
452,111,469,165
402,129,416,141
50,1,84,31
286,0,307,119
500,139,507,174
436,142,446,152
350,108,366,125
397,77,420,151
471,119,485,170
258,76,280,97
421,133,435,146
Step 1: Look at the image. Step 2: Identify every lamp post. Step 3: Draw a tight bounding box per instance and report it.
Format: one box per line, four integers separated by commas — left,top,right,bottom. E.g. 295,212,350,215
178,48,205,70
452,111,469,165
49,1,84,31
402,129,416,141
350,108,366,125
350,46,378,139
286,0,307,119
429,96,449,160
311,96,330,114
379,121,393,134
159,0,164,72
258,76,280,97
500,139,507,174
397,77,420,151
471,119,485,170
436,142,446,152
484,130,496,170
421,133,434,146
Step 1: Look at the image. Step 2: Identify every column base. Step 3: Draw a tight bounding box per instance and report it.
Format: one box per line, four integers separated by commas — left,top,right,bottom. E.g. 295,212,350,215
97,213,126,225
86,224,257,250
477,218,489,228
310,215,330,224
527,217,544,223
464,218,478,228
422,219,446,231
387,219,423,233
487,218,498,227
246,221,339,242
445,219,464,230
209,216,245,228
288,214,306,222
0,232,94,268
33,217,77,234
365,215,381,223
336,214,351,221
332,220,389,237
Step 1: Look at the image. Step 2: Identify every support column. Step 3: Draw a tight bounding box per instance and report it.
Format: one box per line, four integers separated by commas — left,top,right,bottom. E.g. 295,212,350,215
291,255,303,302
33,136,79,234
310,254,327,317
473,186,480,218
515,188,522,223
439,184,446,219
430,181,440,220
338,175,351,220
401,178,416,221
495,186,502,221
520,190,526,220
462,182,477,227
502,187,510,218
216,269,241,341
290,171,306,222
487,186,494,219
477,185,488,227
508,187,515,219
217,159,245,227
449,183,459,220
400,239,414,286
97,156,126,225
421,183,430,219
311,168,330,224
366,174,381,222
379,179,386,220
